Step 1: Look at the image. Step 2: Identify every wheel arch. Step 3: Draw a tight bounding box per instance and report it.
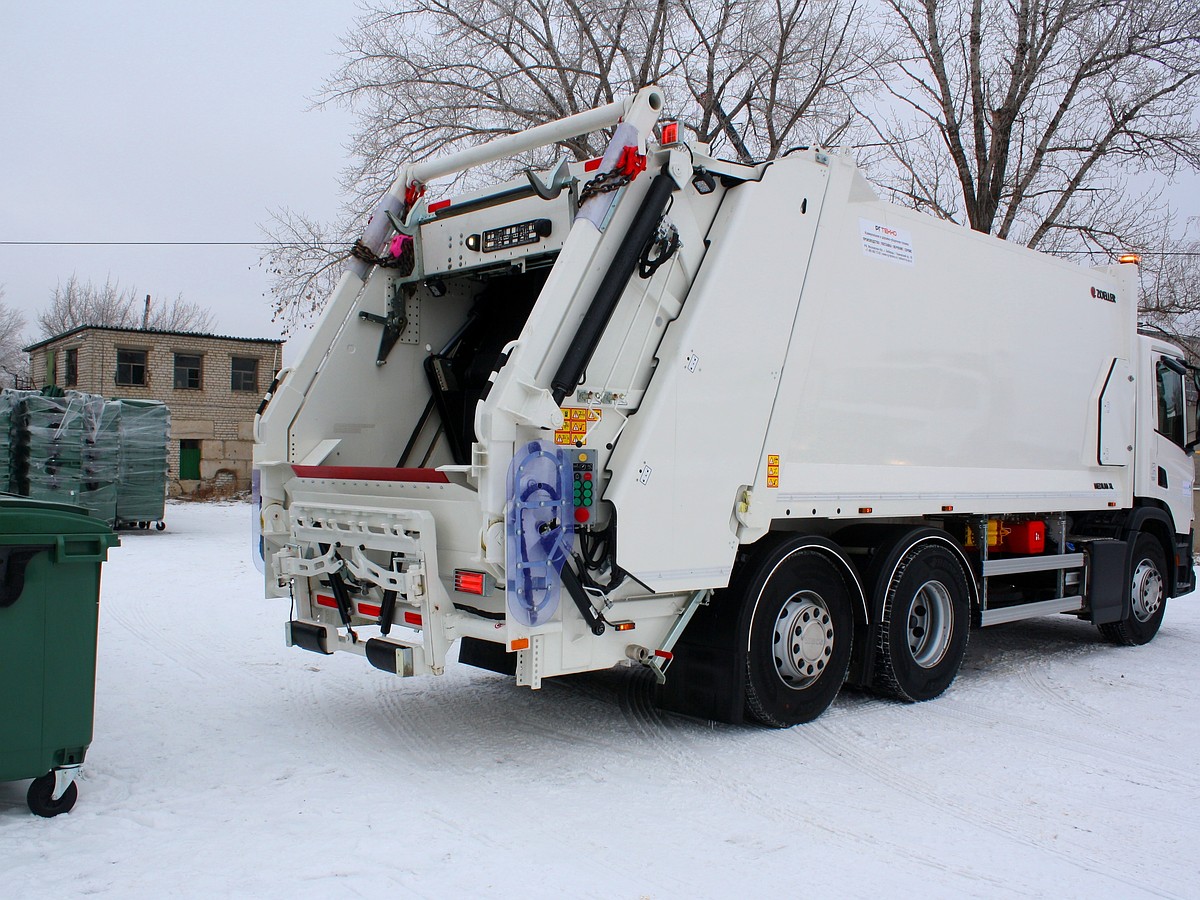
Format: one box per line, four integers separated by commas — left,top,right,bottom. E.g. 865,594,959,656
1124,503,1179,596
758,533,870,628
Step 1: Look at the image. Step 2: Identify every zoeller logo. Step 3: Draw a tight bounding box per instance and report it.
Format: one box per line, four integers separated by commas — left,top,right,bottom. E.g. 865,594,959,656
1091,286,1116,303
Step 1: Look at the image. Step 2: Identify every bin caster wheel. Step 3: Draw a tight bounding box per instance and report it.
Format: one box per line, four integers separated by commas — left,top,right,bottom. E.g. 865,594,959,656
155,521,166,531
27,772,78,818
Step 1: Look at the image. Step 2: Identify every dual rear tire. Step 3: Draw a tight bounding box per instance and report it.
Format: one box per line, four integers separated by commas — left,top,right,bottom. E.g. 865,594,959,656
737,531,973,727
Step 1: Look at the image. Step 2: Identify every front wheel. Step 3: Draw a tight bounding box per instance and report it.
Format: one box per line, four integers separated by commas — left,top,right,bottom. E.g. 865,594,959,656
1099,534,1168,646
742,542,855,727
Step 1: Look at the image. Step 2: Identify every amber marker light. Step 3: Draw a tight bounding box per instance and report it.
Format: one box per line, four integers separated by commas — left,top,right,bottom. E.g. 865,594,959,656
1118,253,1141,265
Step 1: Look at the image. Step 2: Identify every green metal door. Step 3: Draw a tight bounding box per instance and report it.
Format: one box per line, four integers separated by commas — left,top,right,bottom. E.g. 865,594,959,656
179,441,201,480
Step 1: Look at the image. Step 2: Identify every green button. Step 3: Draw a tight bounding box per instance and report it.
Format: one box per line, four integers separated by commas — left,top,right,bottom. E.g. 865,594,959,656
583,497,592,507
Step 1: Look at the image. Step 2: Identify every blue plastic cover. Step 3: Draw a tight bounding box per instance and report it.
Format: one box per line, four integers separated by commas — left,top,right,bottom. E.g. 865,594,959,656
505,440,575,626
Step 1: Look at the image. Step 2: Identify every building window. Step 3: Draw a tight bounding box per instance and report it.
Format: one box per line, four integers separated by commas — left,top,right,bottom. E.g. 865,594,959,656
174,353,203,390
116,348,147,386
179,439,201,480
65,348,78,387
231,356,258,392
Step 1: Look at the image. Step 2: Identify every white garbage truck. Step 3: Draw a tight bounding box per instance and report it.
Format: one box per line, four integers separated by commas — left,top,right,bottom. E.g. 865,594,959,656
254,86,1196,726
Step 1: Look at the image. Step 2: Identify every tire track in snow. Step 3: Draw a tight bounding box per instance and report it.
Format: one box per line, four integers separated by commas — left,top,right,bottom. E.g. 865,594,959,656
795,701,1190,899
931,697,1200,796
103,600,212,682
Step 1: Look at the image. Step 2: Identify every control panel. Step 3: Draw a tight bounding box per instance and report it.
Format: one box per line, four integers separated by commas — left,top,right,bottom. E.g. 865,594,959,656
467,218,553,253
571,448,597,526
421,187,571,277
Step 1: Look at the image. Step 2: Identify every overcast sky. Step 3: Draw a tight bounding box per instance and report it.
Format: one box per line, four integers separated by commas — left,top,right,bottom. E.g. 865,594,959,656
4,2,1197,360
1,0,360,350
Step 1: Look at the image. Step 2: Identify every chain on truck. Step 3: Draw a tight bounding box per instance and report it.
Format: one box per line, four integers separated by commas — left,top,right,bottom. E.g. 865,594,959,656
253,86,1197,727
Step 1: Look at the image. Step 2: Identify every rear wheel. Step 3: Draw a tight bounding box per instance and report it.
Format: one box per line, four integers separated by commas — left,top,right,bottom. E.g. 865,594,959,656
743,542,855,727
873,540,971,702
1099,534,1168,646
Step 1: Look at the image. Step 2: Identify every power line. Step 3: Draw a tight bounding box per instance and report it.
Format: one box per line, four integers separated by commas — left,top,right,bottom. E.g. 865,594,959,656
0,240,340,247
2,239,1199,257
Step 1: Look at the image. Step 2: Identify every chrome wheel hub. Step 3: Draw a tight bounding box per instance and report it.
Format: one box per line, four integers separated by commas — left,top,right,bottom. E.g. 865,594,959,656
1131,559,1164,623
773,591,834,689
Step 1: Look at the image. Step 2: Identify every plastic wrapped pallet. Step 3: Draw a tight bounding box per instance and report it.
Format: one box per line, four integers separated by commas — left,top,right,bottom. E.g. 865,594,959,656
75,393,121,526
0,390,39,493
13,393,86,504
115,399,170,527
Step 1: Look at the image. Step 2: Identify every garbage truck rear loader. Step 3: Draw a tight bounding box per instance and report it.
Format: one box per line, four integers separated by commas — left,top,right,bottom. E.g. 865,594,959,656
255,87,1196,726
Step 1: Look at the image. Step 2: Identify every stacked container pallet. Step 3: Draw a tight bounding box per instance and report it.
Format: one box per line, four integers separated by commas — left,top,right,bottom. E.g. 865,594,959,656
115,399,170,528
75,393,121,526
13,393,85,504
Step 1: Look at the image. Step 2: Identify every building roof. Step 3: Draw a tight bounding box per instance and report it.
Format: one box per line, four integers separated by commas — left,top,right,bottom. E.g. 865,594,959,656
23,324,284,353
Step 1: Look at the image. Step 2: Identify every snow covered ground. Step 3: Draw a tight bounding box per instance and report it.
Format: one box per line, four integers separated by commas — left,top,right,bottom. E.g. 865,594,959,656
4,500,1199,898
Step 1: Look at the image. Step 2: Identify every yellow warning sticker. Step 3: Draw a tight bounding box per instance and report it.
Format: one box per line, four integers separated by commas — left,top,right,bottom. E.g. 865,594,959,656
555,408,602,446
766,454,780,488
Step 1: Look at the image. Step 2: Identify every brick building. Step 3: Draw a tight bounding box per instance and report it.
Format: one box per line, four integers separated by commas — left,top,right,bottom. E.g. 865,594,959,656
24,326,283,495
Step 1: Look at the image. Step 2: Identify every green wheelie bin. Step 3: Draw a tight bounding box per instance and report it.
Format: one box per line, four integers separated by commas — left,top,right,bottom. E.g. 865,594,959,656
0,496,118,816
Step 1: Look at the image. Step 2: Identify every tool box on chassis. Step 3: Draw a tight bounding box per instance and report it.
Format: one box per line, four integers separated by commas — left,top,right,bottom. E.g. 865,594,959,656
255,86,1196,728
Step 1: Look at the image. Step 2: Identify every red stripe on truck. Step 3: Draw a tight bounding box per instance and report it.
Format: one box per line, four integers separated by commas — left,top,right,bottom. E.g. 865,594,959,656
291,466,450,483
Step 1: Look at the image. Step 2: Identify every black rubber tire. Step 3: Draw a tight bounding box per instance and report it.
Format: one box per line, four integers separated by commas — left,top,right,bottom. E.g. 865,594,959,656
873,540,971,702
26,773,78,818
742,542,855,727
155,521,166,531
1099,534,1168,646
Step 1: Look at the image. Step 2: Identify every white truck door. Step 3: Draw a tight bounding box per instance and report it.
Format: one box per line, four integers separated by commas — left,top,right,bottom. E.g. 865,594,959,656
1140,349,1196,533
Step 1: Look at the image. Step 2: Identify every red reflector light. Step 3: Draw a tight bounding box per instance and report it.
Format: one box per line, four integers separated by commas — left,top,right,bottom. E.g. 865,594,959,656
315,594,338,609
584,157,603,171
653,649,673,661
661,121,679,144
428,199,452,213
859,507,873,514
403,611,422,627
358,602,382,617
942,505,954,512
454,570,489,595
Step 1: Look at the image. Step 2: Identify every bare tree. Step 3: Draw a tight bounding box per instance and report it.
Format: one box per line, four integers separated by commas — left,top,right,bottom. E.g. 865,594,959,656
37,275,216,338
1138,221,1200,358
0,286,29,388
261,0,880,327
860,0,1200,255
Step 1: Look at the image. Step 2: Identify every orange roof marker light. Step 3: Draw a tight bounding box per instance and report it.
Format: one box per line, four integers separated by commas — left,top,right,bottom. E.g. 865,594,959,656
1118,253,1142,265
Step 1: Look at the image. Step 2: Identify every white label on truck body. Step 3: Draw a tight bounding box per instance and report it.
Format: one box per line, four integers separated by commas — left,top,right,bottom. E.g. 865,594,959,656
860,218,914,266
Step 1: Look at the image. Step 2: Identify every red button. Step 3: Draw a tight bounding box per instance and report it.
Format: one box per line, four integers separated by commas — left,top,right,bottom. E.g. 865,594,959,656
574,507,590,523
583,472,592,481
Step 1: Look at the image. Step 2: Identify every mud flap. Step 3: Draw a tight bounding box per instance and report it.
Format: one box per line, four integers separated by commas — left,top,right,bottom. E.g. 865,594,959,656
655,589,749,725
459,636,517,676
1086,539,1128,625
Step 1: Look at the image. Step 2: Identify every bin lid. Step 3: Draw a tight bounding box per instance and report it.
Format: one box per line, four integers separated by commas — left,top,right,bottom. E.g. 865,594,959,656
0,494,119,542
